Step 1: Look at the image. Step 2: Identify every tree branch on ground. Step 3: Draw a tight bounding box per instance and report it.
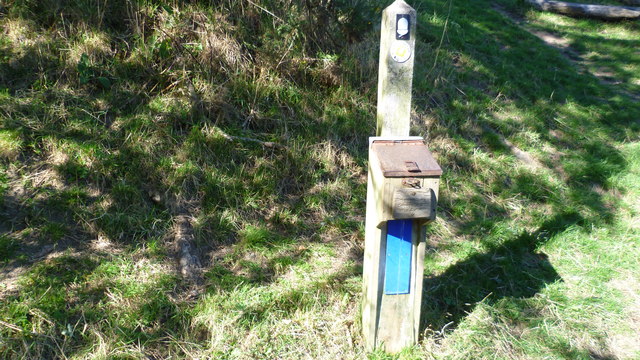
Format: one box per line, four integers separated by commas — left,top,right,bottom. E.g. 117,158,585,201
218,130,284,148
148,190,203,287
526,0,640,20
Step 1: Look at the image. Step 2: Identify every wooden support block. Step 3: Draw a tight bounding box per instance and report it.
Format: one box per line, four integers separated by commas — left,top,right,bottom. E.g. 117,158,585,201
392,188,435,220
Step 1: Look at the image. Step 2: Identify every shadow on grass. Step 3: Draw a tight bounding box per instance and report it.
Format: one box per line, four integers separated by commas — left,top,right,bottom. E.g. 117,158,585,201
1,2,372,356
412,0,637,344
421,211,582,335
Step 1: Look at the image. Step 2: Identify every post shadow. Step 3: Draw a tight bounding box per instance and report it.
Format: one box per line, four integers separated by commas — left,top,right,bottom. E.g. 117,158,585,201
420,211,583,335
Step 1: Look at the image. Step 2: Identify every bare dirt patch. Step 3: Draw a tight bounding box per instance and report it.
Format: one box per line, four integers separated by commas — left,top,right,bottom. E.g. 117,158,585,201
0,265,26,300
0,243,82,300
0,162,95,300
529,29,572,49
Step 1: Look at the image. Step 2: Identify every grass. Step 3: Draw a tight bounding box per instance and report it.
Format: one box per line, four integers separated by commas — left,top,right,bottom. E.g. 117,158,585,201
0,0,639,358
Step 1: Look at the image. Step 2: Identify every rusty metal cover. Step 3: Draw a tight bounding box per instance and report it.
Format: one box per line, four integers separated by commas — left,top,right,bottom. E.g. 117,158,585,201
371,140,442,177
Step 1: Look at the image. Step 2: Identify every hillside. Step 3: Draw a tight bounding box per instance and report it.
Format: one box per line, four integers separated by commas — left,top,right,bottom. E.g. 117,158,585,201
1,0,639,358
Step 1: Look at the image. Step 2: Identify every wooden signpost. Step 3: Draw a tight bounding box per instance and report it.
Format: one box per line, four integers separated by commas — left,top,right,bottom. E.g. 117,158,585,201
362,0,442,353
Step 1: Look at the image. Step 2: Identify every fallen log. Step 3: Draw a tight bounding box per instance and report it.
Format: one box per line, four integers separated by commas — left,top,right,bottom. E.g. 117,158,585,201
526,0,640,20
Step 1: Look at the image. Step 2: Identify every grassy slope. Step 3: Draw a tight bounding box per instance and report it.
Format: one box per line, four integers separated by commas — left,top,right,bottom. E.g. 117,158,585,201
1,0,639,359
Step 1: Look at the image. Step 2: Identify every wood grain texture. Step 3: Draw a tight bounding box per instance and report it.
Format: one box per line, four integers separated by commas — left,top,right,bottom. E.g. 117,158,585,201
372,140,443,177
392,188,434,220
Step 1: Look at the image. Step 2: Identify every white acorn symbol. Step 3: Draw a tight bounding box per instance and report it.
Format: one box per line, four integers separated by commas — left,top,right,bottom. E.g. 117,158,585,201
397,17,409,37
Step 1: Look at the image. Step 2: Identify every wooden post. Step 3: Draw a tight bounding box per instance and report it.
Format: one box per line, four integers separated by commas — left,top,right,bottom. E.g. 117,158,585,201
363,1,443,354
376,0,417,137
362,139,441,353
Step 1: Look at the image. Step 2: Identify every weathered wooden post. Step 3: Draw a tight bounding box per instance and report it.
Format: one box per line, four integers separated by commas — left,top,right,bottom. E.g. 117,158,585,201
362,0,442,353
376,0,416,137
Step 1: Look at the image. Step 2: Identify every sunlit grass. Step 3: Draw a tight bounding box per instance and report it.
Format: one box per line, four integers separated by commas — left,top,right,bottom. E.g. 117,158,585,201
0,130,21,161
